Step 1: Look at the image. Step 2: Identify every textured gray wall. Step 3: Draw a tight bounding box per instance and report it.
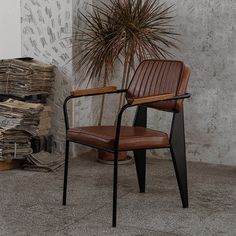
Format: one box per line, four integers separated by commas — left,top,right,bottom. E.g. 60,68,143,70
21,0,236,165
91,0,236,166
170,0,236,166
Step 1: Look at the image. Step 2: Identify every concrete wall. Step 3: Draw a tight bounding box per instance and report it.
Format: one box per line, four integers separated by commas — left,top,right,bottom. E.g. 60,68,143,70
0,0,21,59
169,0,236,166
91,0,236,166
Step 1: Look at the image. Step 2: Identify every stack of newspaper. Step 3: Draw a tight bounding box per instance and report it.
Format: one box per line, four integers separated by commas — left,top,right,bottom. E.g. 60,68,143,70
0,99,43,160
0,59,55,97
38,106,52,136
24,151,64,172
0,129,32,159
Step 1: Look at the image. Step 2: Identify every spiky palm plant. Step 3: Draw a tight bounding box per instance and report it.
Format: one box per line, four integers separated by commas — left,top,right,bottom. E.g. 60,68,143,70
74,0,179,125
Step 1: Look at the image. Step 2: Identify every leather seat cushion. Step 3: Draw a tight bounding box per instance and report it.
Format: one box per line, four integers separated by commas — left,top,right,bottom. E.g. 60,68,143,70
67,126,169,151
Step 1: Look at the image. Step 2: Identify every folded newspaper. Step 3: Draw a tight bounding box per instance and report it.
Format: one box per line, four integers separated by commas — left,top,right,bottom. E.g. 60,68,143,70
0,99,44,160
0,99,43,135
0,129,32,159
0,58,54,163
0,58,55,97
24,151,64,172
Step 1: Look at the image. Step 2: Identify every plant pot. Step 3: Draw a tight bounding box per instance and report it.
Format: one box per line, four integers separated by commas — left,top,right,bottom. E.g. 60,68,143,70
97,150,132,165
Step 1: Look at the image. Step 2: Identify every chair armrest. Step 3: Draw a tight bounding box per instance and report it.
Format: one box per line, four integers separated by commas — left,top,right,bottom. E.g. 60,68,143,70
127,93,175,105
114,92,190,151
127,93,191,106
64,86,126,130
70,86,118,97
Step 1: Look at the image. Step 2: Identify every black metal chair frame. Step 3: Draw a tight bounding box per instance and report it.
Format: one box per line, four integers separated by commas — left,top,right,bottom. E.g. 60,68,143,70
63,89,190,227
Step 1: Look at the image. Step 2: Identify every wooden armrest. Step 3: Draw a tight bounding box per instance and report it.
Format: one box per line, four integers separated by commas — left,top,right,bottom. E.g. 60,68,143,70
70,86,117,97
127,93,175,105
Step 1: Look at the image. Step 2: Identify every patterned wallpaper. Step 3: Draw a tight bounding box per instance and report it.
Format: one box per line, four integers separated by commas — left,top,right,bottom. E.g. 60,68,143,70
21,0,74,152
21,0,93,154
21,0,73,73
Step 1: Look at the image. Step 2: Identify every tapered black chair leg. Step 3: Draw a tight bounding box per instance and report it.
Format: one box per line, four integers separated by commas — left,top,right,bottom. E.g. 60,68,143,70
170,110,188,208
170,147,188,208
133,149,146,193
112,151,119,227
63,140,70,206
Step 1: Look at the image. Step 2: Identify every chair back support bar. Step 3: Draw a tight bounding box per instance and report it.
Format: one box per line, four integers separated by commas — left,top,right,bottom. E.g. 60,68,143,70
126,60,191,112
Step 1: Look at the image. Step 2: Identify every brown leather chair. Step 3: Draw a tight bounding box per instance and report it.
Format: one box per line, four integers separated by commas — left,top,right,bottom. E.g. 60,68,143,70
63,59,191,227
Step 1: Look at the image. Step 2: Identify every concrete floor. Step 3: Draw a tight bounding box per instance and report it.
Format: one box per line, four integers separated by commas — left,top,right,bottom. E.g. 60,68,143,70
0,152,236,236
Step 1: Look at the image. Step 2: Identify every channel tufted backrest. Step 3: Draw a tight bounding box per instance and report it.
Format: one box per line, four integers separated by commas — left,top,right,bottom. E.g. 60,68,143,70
126,60,191,112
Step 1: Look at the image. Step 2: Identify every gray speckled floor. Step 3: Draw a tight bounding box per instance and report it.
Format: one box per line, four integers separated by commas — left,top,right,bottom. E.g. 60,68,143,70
0,152,236,236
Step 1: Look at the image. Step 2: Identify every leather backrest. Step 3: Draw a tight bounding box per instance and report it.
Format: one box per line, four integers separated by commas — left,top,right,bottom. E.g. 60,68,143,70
126,60,191,112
